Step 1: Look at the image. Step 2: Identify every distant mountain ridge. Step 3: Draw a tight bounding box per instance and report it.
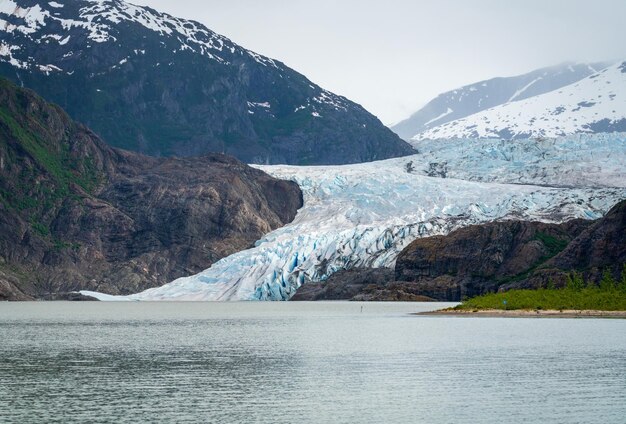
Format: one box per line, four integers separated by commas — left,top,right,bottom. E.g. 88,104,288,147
392,62,610,140
414,61,626,141
0,0,414,164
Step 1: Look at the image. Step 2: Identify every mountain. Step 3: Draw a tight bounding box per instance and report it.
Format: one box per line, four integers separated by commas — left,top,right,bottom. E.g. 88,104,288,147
0,0,414,164
413,61,626,141
395,199,626,301
83,135,626,301
391,62,608,140
0,77,303,300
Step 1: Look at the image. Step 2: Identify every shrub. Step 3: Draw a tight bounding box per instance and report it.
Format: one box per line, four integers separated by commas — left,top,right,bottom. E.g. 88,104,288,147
566,271,585,291
599,269,617,292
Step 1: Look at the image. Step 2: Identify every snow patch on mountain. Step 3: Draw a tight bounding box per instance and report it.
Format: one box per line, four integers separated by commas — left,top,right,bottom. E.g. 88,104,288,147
0,0,254,63
424,107,453,127
0,41,27,68
392,62,610,140
0,0,111,41
313,90,349,111
0,0,352,113
82,134,626,301
414,62,626,141
508,77,542,102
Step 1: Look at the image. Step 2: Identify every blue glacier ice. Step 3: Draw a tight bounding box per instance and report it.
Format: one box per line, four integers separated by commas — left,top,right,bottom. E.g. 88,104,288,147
83,134,626,301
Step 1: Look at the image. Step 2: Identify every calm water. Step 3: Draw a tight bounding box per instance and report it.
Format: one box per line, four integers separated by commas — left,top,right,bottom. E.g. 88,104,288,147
0,302,625,424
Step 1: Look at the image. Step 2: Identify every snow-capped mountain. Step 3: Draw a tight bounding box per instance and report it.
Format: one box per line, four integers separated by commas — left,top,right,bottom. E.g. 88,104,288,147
391,62,608,140
0,0,413,164
83,133,626,301
413,61,626,141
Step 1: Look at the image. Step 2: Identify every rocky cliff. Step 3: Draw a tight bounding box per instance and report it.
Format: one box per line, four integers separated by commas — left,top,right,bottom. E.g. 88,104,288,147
0,78,303,300
394,200,625,301
289,268,434,301
521,198,626,288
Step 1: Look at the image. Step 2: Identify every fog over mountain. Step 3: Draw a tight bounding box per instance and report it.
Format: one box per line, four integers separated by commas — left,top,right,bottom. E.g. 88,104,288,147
411,61,626,141
134,0,626,124
391,61,610,140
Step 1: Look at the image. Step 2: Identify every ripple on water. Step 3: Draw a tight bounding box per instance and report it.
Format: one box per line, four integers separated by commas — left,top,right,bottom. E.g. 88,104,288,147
0,302,625,424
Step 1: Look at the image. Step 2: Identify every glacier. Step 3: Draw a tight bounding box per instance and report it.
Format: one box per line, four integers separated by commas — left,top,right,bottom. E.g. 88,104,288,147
82,134,626,301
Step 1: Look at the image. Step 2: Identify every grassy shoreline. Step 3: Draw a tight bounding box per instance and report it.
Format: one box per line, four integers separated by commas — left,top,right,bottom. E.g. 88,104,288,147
419,308,626,318
455,287,626,312
419,273,626,317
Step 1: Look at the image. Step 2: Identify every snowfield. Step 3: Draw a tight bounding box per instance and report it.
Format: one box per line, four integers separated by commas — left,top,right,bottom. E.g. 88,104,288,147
391,61,605,140
413,62,626,141
82,134,626,301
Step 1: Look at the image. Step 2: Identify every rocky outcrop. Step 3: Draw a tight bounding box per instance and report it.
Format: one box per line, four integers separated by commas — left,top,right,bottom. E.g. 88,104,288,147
546,200,626,276
0,78,303,300
291,268,394,300
290,268,434,301
395,219,592,301
0,0,414,165
394,200,625,300
0,269,35,301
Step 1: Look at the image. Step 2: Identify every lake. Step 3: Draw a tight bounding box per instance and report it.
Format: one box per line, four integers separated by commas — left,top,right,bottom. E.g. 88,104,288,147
1,302,625,423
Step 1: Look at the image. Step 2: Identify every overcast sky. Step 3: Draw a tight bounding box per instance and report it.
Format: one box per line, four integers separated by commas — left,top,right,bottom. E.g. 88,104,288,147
134,0,626,125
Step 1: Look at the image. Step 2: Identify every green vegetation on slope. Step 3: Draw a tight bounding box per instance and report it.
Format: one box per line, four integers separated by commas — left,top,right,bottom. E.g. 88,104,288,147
494,230,571,285
534,231,569,258
0,105,100,197
456,266,626,311
0,78,103,240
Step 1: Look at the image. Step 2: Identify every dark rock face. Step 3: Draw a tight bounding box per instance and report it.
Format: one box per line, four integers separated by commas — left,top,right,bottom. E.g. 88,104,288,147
395,219,592,301
41,292,99,301
534,199,626,286
291,268,395,300
290,268,434,301
394,200,626,300
0,78,303,299
0,269,35,301
0,0,414,165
